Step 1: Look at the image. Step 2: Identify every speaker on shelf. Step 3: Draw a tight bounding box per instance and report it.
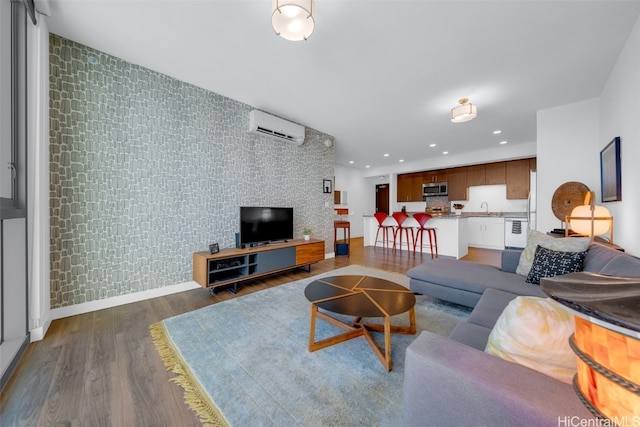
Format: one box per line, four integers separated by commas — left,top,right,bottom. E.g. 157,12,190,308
235,232,242,249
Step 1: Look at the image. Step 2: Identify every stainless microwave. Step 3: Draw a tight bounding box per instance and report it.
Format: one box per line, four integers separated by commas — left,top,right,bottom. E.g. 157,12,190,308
423,182,448,197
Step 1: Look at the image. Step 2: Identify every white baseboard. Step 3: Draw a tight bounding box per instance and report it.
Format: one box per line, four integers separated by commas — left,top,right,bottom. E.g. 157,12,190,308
29,318,52,342
35,257,334,342
48,281,201,324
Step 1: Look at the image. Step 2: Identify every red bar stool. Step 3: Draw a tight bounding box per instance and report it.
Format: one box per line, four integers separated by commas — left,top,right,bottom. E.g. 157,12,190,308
413,213,438,258
373,212,393,249
391,212,414,253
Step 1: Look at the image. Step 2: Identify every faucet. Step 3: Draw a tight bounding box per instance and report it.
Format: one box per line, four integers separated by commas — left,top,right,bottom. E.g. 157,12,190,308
480,201,489,214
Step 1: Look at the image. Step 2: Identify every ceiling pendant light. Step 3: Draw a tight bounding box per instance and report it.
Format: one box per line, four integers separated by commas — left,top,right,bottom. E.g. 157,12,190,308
451,98,477,123
272,0,315,41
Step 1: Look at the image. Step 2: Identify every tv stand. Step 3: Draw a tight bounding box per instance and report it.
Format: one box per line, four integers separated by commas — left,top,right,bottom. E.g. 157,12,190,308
193,239,325,294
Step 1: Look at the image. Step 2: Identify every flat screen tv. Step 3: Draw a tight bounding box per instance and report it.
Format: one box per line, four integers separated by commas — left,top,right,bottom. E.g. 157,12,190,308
239,206,294,247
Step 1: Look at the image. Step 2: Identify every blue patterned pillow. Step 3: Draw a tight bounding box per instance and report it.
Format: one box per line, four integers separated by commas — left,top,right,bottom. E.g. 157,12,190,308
525,245,587,285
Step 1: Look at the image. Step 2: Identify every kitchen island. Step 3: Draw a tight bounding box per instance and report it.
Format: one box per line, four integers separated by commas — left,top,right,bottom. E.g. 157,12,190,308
363,214,469,259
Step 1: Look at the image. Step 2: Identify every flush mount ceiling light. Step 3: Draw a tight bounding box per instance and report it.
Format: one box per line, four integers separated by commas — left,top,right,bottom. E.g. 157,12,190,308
272,0,315,41
451,98,477,123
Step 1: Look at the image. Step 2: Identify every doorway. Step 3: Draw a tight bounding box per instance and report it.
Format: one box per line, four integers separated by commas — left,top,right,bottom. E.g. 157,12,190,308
376,184,389,214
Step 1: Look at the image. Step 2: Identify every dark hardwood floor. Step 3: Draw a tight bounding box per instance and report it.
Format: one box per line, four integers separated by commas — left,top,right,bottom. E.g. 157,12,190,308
0,239,500,427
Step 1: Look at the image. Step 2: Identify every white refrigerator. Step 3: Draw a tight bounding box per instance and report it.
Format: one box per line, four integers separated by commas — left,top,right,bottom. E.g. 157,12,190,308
528,170,537,232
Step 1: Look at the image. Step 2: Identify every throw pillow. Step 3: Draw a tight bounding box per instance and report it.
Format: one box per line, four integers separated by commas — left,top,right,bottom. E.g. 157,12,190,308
525,245,587,285
515,230,590,276
485,296,576,384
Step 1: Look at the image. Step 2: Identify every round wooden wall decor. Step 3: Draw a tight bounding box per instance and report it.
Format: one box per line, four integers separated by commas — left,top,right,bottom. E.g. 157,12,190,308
551,182,590,222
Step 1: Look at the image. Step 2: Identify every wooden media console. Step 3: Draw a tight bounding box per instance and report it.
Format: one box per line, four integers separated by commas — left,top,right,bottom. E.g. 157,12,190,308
193,239,325,293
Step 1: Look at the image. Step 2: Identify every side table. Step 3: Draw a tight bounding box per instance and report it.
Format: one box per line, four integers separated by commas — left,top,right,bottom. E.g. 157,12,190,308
334,220,350,256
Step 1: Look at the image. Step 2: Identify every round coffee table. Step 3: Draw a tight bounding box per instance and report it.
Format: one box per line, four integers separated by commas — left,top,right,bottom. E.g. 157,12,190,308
304,275,416,371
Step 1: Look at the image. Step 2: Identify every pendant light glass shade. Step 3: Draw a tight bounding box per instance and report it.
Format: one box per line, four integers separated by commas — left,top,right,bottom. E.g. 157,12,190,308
272,0,314,41
451,98,477,123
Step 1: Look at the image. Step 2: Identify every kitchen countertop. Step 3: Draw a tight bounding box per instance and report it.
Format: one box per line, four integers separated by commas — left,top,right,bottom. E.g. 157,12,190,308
362,212,527,219
461,211,527,218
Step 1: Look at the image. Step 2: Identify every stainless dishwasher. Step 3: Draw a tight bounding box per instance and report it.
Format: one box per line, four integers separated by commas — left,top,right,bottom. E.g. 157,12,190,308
504,218,529,249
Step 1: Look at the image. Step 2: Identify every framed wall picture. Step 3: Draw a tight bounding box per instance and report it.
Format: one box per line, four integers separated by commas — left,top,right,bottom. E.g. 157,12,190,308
600,136,621,202
323,179,332,194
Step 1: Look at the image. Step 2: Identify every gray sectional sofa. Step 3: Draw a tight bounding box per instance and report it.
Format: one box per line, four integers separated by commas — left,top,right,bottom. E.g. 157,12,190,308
402,242,640,426
407,249,547,308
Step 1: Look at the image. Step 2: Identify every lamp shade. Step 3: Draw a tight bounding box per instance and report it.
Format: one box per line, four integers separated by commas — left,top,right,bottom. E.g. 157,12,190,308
569,205,611,236
451,98,477,123
272,0,314,41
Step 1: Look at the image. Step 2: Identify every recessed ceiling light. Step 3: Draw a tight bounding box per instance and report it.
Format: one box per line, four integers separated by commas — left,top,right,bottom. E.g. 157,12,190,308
365,165,370,168
399,159,404,163
349,160,355,164
429,143,437,147
499,140,508,145
493,130,502,135
383,153,390,157
442,151,449,155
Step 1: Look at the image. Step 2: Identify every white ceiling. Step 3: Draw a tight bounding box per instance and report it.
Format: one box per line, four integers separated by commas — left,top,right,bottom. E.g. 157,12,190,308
45,0,640,170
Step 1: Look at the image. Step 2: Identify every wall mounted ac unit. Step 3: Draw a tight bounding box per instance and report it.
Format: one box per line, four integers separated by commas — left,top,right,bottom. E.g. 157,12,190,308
248,110,305,145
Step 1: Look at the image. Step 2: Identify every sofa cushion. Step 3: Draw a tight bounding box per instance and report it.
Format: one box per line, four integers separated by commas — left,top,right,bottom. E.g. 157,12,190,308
516,230,590,276
449,322,492,351
448,288,520,350
407,258,547,298
466,288,519,329
525,246,587,285
485,296,576,384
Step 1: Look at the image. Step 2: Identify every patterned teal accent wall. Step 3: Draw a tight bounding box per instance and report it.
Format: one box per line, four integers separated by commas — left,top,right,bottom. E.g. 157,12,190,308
49,34,334,308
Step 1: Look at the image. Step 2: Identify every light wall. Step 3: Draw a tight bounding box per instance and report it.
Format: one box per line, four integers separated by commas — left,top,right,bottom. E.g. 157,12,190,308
599,12,640,256
537,98,600,234
48,35,335,309
537,13,640,256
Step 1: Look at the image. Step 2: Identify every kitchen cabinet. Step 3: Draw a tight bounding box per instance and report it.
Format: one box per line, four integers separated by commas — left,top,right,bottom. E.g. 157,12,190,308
423,170,448,183
467,217,505,250
466,165,485,186
485,162,506,184
466,162,506,186
447,167,468,200
396,173,412,202
395,157,535,202
506,159,532,199
397,172,423,202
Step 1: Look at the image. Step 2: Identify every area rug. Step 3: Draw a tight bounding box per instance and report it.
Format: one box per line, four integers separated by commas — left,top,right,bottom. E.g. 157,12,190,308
150,265,471,427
